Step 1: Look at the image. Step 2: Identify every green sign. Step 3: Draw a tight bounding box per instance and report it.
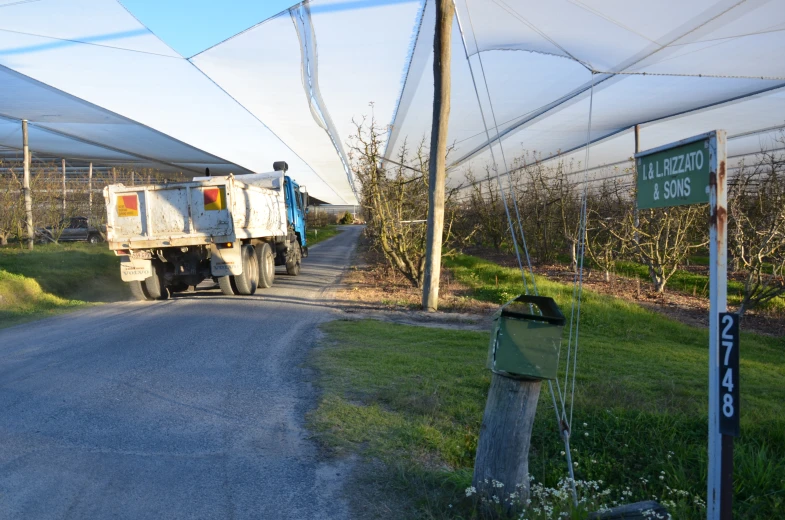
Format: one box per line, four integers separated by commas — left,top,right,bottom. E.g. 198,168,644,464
636,138,711,209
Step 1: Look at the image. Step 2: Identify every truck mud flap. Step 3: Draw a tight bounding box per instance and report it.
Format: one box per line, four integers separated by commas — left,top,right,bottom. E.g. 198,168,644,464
211,244,243,276
120,257,153,282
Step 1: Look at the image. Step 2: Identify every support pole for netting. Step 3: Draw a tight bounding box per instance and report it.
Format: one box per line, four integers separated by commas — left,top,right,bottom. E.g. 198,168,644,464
88,162,93,225
22,120,33,250
112,167,117,184
422,0,454,312
61,158,66,218
634,125,641,247
131,170,135,186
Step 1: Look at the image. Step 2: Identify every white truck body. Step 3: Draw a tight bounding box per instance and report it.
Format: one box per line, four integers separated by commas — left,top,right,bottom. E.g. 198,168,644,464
104,173,287,281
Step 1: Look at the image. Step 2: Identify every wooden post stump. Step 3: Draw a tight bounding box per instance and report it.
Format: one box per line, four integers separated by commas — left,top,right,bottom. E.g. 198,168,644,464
472,372,541,508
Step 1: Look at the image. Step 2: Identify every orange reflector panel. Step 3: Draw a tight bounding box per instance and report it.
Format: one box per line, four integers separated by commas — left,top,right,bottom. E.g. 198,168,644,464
204,187,226,211
117,195,139,217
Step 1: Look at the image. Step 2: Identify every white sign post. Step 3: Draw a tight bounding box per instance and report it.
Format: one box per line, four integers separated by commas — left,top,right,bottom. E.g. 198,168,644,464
706,130,728,520
637,130,729,520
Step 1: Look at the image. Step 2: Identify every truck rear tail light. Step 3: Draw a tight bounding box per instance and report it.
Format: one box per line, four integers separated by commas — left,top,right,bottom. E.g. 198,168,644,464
115,249,130,256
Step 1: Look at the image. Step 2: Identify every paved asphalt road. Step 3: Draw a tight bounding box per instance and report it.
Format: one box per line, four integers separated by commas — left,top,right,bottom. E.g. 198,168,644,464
0,226,362,520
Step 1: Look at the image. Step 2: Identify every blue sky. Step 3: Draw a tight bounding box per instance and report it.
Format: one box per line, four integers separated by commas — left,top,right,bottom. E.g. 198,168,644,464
121,0,297,57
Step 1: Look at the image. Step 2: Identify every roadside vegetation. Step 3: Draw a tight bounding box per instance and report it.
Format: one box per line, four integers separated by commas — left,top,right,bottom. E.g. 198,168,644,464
305,224,342,246
311,255,785,519
0,242,126,327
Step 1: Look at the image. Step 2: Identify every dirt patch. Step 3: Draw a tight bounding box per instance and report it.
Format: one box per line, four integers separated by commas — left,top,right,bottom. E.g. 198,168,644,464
335,236,496,330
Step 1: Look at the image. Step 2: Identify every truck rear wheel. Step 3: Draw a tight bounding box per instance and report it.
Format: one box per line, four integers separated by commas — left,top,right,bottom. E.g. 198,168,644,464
285,242,302,276
257,242,275,288
144,263,170,300
217,275,236,296
234,245,258,295
129,280,151,301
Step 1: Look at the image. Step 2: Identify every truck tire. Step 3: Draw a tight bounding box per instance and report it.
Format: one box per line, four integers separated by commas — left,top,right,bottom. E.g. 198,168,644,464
257,242,275,288
129,280,151,301
217,275,236,296
285,242,302,276
234,245,258,295
144,263,170,300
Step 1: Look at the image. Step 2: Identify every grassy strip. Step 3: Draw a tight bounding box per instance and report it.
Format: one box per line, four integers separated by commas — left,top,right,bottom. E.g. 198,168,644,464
310,256,784,519
0,243,127,302
306,225,343,246
554,253,784,314
0,243,127,327
0,270,92,328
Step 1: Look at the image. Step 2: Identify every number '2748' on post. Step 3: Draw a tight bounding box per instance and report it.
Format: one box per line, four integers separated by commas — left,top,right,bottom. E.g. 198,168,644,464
719,312,740,437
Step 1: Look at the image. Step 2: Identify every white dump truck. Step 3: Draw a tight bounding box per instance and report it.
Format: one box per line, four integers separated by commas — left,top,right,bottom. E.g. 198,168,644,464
103,162,309,300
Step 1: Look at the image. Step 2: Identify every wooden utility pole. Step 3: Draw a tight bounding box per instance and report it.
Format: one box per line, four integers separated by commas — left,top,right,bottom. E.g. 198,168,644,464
88,162,93,225
422,0,454,312
61,158,66,218
473,374,541,508
22,120,33,250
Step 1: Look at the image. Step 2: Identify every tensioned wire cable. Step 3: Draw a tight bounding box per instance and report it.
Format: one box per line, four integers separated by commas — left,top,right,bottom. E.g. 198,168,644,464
457,0,596,506
456,8,531,297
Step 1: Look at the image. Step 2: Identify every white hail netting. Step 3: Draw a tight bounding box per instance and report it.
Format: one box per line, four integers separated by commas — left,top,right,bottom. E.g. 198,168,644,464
1,0,784,198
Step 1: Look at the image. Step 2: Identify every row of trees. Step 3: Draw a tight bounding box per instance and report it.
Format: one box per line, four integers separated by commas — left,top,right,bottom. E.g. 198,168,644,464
0,161,179,245
351,122,785,315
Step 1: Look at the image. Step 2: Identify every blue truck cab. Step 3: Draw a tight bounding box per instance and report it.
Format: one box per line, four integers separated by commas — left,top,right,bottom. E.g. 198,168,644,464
273,162,308,270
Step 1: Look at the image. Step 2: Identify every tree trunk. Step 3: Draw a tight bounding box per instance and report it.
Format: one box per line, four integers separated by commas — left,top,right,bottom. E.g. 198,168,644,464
422,0,453,312
473,373,541,512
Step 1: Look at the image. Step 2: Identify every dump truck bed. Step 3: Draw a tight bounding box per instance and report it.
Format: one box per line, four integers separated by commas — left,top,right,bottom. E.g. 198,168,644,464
104,176,287,250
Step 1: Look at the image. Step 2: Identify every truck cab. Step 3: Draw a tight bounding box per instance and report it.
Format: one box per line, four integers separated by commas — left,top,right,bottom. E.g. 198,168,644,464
283,175,308,254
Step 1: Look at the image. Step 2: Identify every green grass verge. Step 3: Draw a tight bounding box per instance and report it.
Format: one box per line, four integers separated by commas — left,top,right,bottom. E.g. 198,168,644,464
0,243,127,327
309,255,785,519
0,270,93,328
306,225,343,246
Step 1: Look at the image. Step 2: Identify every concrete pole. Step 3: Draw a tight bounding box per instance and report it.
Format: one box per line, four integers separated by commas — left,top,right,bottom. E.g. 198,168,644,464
112,167,117,184
88,162,93,224
422,0,454,312
131,170,135,186
22,120,33,250
61,158,66,218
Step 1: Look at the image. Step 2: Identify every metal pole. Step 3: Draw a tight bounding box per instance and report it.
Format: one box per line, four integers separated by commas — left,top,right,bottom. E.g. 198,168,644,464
707,130,728,520
88,162,93,225
61,158,66,218
634,125,640,244
22,120,33,250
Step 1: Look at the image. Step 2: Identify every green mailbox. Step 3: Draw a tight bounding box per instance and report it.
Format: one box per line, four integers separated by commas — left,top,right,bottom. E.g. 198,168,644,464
487,295,566,380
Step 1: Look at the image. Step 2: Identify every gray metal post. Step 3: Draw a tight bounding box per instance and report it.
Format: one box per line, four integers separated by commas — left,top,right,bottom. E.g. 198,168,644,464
61,158,66,218
88,162,93,224
707,130,728,520
634,125,640,244
22,120,33,250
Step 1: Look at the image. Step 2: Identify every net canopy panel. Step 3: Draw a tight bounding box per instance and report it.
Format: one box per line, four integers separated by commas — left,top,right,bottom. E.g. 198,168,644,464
1,0,783,203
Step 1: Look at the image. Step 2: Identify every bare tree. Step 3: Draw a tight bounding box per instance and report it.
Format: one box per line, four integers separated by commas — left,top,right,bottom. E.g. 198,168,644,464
615,204,707,293
464,167,507,251
350,119,453,288
586,178,631,282
728,142,785,315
